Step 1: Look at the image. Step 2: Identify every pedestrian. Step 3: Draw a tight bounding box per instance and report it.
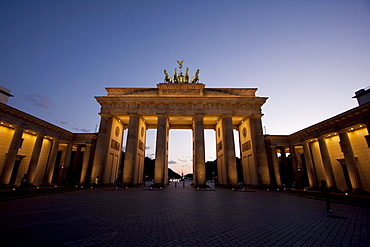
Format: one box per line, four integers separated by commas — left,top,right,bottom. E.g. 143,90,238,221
95,176,99,187
20,174,28,190
114,177,120,187
320,180,333,212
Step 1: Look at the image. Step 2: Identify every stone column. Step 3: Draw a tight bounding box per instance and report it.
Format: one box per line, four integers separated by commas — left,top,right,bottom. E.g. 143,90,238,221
338,130,364,191
223,116,238,187
302,141,318,188
43,139,60,185
154,115,168,187
80,144,92,184
0,127,24,185
289,144,303,188
249,117,270,186
193,115,206,187
91,115,113,183
60,143,73,184
270,146,282,187
318,136,337,189
123,115,139,186
72,145,82,182
27,134,44,185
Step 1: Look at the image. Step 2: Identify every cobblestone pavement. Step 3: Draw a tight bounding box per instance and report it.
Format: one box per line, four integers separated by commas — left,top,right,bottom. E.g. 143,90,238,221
1,183,369,247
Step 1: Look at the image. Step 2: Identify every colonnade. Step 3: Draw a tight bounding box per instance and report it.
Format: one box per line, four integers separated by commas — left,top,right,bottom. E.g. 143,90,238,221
0,123,96,187
96,113,269,188
267,125,367,192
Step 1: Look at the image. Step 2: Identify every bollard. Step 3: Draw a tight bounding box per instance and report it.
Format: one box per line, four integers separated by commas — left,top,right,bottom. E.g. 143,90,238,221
175,182,177,187
183,181,185,187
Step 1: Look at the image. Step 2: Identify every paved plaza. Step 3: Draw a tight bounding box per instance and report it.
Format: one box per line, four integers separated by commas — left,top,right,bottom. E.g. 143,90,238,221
0,183,369,247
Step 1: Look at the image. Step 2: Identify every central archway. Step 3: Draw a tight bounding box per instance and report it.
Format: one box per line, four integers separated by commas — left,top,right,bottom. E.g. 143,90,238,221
92,83,271,188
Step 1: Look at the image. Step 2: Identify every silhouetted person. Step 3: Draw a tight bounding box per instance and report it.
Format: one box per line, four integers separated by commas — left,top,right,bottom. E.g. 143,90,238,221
20,174,28,190
320,180,333,212
114,177,120,187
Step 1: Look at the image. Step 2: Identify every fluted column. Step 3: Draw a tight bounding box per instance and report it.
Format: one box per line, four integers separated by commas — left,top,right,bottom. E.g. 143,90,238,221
154,115,168,187
91,115,113,183
338,130,363,191
223,116,238,187
123,115,140,185
249,117,270,186
302,141,318,188
193,115,206,187
270,146,281,187
43,139,60,185
0,127,24,185
318,136,337,189
27,134,44,184
80,144,92,184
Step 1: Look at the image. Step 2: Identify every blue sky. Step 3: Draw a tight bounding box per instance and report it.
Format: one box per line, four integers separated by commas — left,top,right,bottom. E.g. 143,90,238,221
1,0,370,174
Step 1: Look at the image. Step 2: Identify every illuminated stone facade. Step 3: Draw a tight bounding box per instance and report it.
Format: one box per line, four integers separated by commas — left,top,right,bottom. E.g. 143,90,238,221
265,102,370,193
2,81,369,193
93,83,270,187
0,103,96,187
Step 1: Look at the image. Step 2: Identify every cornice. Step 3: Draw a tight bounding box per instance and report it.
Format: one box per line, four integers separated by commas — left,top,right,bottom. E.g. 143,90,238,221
0,103,74,141
289,103,370,144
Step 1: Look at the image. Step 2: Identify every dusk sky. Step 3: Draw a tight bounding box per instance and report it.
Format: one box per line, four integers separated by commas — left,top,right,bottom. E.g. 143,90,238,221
1,0,370,175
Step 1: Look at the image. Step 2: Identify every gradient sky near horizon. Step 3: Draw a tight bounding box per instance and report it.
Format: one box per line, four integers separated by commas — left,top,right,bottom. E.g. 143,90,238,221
1,0,370,175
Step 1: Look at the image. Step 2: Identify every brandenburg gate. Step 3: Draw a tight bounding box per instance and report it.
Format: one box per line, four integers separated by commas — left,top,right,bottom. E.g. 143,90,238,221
91,63,270,188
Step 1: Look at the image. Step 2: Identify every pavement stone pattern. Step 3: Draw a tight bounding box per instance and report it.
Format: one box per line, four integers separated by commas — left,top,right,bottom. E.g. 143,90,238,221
0,182,369,247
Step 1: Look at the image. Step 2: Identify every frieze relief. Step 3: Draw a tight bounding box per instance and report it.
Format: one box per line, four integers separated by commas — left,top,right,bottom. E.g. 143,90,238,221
161,89,201,96
102,101,261,114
